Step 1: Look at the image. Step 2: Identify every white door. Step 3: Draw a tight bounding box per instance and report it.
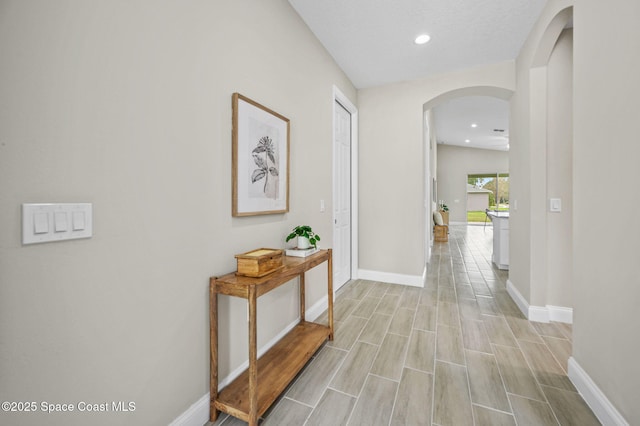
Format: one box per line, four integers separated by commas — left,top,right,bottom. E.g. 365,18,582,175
334,101,351,288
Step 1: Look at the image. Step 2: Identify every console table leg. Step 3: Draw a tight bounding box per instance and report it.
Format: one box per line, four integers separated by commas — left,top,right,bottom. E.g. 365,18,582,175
248,285,258,426
299,273,306,322
328,248,334,340
209,278,219,422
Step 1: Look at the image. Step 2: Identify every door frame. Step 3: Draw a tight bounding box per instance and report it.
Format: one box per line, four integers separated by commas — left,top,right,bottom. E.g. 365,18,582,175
332,86,359,287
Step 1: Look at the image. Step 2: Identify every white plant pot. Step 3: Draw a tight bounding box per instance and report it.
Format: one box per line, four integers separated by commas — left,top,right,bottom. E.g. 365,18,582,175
297,236,311,249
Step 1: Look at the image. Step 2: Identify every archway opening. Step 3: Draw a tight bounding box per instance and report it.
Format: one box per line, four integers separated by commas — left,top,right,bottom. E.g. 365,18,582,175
422,86,514,262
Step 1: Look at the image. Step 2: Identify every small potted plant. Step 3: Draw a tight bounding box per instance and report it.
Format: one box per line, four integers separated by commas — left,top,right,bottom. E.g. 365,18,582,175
439,201,450,225
286,225,321,249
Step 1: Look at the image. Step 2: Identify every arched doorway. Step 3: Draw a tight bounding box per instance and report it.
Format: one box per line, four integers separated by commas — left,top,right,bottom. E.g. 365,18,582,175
422,86,514,260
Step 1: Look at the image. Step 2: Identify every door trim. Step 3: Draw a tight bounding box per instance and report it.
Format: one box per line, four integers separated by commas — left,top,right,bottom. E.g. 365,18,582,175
332,86,358,285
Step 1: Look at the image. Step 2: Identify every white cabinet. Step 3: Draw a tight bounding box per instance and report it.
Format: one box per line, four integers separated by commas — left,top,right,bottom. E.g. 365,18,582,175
488,212,509,270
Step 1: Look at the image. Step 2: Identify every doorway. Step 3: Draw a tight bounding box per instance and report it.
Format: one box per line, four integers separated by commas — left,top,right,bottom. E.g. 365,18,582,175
333,87,358,290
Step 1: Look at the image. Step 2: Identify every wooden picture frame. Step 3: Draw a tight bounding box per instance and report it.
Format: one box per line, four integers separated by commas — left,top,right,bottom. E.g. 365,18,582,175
232,93,290,216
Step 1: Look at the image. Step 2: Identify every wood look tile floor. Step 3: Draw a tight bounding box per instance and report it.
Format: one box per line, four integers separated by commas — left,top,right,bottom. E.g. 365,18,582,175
209,225,600,426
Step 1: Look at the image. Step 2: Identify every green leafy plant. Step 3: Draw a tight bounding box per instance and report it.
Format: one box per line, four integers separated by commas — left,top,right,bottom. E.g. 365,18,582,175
286,225,321,248
439,202,449,212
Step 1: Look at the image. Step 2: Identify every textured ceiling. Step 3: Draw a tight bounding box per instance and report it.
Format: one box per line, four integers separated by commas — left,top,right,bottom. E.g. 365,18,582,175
288,0,546,151
288,0,546,89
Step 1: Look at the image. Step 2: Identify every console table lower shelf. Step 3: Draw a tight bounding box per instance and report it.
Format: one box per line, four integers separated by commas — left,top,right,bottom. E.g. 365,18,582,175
210,249,334,426
214,322,329,421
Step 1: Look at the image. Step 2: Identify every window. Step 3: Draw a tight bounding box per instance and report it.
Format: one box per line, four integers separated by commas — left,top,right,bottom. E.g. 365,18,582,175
467,173,509,222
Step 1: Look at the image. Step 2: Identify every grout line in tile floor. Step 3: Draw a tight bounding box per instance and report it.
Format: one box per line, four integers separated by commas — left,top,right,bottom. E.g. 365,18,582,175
428,257,440,426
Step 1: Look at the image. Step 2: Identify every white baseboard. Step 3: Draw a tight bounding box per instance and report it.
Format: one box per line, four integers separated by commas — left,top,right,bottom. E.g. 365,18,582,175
568,357,629,426
506,280,573,324
546,305,573,323
527,304,550,322
169,393,209,426
306,294,330,321
506,279,531,318
170,294,332,425
358,269,424,287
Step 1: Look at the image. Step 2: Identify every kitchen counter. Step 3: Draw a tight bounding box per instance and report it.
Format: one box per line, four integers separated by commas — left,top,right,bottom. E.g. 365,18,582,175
487,211,509,270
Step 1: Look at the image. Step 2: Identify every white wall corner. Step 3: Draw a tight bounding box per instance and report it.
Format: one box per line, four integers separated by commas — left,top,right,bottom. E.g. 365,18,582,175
506,280,573,323
358,269,424,287
568,357,629,426
169,393,210,426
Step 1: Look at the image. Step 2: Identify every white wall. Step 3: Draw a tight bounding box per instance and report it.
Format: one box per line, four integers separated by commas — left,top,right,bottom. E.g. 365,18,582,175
573,0,640,422
0,1,356,425
436,145,509,222
358,64,515,279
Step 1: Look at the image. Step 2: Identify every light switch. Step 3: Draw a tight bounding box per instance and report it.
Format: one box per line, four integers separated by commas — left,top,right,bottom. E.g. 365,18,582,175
34,212,49,234
23,203,92,244
54,212,68,232
550,198,562,212
72,211,85,230
320,199,325,212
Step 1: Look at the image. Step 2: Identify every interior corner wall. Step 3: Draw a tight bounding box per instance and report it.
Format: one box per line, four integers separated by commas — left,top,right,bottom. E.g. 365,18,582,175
0,1,356,425
573,0,640,422
358,62,515,277
436,145,509,223
546,29,573,308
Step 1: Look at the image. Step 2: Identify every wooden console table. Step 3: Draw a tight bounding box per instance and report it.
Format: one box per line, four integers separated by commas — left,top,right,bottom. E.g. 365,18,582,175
209,249,334,426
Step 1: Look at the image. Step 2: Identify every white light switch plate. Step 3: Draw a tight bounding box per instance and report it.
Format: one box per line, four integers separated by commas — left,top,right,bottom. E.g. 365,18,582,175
22,203,92,244
550,198,562,212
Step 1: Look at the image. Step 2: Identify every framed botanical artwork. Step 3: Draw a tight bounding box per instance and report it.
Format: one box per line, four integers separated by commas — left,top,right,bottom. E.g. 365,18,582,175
232,93,290,216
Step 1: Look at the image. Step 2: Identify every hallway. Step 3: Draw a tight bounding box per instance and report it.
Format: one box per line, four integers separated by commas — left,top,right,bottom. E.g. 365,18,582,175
211,226,600,425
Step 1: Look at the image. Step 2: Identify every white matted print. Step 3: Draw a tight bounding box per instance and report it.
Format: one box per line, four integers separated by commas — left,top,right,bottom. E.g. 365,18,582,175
232,93,290,216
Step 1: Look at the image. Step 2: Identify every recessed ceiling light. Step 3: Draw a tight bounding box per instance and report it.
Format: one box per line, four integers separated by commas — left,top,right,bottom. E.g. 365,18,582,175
414,34,431,45
471,123,478,128
465,139,471,143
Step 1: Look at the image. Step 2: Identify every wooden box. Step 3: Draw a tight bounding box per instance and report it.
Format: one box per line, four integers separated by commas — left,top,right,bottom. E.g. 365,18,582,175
434,225,448,242
235,248,284,277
